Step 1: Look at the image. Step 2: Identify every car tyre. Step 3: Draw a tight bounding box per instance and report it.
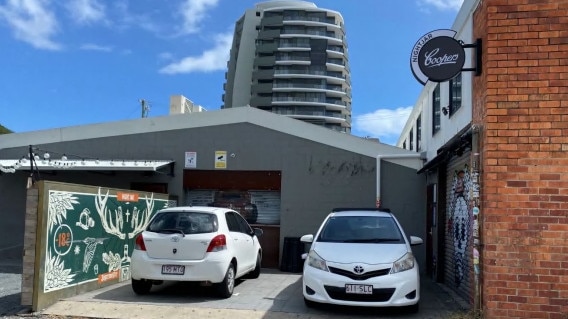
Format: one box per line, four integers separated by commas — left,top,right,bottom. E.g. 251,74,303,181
247,252,261,279
304,297,317,308
216,264,235,298
131,279,152,295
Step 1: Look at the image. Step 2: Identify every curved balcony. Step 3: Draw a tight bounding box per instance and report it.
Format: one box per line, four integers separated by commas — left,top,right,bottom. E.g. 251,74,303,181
282,19,341,30
326,58,346,72
280,29,344,44
274,69,347,85
327,45,346,59
277,40,311,51
271,97,350,111
282,16,339,27
275,55,311,65
272,83,348,97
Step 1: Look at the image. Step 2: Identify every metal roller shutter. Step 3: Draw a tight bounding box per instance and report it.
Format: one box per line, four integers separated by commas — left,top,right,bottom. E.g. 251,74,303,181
443,151,473,303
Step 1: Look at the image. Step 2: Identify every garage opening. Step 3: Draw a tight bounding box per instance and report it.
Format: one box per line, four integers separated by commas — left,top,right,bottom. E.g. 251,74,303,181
183,170,282,268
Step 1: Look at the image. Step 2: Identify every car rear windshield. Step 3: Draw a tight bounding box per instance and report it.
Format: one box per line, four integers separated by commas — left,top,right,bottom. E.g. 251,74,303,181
317,215,404,243
147,211,218,234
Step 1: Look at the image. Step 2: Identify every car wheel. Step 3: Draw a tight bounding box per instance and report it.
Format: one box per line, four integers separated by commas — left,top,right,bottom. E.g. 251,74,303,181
304,297,317,308
216,264,235,298
131,279,152,295
247,252,261,279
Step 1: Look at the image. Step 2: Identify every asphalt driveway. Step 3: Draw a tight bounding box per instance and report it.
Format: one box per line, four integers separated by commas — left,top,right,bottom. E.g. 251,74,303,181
41,269,469,319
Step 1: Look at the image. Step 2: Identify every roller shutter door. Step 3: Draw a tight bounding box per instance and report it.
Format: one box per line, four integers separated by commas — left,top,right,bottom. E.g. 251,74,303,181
443,151,473,303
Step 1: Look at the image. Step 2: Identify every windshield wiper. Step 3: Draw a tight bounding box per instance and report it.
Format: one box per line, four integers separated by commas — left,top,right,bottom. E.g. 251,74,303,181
343,238,400,243
159,228,186,236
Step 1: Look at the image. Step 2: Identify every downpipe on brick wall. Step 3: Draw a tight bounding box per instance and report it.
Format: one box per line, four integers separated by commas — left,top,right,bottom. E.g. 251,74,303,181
470,124,482,318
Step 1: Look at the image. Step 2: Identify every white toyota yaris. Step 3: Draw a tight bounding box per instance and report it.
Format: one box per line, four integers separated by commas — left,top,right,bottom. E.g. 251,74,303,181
301,208,423,312
130,206,263,298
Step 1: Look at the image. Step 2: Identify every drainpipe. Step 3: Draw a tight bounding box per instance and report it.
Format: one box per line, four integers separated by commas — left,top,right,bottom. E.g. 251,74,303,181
376,153,423,207
470,124,482,317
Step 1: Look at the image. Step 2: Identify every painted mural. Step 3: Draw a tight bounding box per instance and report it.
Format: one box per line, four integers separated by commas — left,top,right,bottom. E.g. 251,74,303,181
43,187,170,293
447,164,471,288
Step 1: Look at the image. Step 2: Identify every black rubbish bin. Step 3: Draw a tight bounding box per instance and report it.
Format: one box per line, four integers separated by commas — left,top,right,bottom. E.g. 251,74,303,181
280,237,304,273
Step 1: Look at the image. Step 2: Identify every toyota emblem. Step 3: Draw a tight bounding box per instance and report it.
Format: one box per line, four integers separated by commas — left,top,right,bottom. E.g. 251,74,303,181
171,235,180,242
354,265,364,274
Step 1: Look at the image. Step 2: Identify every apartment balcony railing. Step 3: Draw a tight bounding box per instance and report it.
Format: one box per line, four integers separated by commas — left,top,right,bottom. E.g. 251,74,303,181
273,110,346,119
281,29,341,40
282,16,336,25
274,69,346,79
275,56,311,62
272,97,348,106
327,46,344,53
327,58,345,66
279,41,311,48
273,83,346,92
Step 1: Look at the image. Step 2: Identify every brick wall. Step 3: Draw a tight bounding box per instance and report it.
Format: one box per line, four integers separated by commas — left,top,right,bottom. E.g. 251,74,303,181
473,1,568,318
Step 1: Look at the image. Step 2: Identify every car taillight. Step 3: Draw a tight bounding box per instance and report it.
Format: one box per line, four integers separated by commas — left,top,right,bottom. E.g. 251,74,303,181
207,234,227,252
135,234,146,251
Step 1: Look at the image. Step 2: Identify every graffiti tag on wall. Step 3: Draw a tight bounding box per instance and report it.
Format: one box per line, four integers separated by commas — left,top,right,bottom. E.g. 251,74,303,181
44,188,169,293
447,165,471,288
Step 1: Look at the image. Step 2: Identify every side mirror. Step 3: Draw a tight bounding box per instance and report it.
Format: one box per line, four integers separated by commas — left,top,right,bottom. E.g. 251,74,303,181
410,236,423,246
300,234,314,243
253,228,264,237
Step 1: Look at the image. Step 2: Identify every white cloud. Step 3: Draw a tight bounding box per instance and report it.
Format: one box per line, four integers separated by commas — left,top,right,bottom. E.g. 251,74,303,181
353,106,413,145
419,0,464,11
80,43,112,52
0,0,61,50
178,0,219,35
65,0,106,25
159,32,232,74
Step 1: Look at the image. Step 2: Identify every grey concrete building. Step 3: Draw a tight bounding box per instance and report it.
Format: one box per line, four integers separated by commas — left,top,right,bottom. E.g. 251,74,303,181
222,1,351,133
0,107,423,272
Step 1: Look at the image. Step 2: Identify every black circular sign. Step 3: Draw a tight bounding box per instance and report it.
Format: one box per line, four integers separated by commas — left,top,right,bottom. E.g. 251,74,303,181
418,36,465,82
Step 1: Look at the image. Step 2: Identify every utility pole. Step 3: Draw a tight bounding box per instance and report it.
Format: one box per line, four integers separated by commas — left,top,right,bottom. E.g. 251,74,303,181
140,99,149,118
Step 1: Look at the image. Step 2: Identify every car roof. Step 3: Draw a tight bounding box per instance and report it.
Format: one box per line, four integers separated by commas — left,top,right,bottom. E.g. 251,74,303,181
329,208,393,218
158,206,231,214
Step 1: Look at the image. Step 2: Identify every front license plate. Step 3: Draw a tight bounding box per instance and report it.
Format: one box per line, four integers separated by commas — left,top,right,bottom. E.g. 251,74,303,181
345,284,373,294
161,265,185,275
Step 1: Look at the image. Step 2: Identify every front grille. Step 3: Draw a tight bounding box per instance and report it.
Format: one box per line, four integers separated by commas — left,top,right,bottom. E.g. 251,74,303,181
324,285,395,302
328,266,391,280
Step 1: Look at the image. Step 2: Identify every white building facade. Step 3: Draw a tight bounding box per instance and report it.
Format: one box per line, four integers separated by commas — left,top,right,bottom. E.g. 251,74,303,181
397,0,480,305
222,1,352,133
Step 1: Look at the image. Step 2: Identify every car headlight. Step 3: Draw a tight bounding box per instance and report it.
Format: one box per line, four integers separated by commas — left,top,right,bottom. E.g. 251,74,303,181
391,252,415,274
307,250,329,272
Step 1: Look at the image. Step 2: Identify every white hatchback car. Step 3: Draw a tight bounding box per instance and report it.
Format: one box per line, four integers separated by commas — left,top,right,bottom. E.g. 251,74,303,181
130,206,263,298
301,208,423,312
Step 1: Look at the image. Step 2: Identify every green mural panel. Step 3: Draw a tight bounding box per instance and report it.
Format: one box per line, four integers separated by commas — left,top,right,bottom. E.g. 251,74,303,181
40,183,170,293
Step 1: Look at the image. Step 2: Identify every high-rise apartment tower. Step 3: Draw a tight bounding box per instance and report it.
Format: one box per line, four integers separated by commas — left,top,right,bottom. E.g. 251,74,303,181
222,0,351,133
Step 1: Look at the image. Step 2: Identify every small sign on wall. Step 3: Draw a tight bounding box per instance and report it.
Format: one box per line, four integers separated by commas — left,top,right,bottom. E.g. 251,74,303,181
215,151,227,169
185,152,197,168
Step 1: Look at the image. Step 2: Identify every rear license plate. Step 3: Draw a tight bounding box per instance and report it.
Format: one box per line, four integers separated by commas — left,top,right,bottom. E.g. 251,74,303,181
345,284,373,294
161,265,185,275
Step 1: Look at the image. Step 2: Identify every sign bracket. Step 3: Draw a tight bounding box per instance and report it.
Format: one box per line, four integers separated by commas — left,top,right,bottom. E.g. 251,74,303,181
460,39,482,76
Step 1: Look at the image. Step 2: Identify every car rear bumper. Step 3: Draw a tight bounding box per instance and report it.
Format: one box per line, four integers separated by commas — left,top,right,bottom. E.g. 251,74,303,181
130,250,231,283
302,263,420,307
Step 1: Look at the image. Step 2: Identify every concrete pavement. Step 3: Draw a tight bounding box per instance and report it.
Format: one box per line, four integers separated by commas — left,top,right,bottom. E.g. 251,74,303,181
40,269,469,319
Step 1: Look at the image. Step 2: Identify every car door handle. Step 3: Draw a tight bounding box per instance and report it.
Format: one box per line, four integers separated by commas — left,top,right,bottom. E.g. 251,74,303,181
234,238,239,241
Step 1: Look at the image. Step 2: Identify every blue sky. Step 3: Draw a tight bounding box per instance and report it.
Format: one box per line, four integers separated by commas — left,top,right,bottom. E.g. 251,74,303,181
0,0,463,145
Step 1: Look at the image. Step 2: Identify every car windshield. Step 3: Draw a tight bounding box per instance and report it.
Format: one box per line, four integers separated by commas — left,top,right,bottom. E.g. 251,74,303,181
317,215,403,243
147,211,218,234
